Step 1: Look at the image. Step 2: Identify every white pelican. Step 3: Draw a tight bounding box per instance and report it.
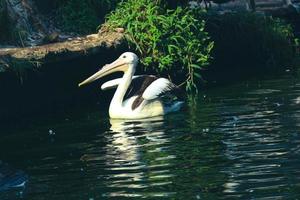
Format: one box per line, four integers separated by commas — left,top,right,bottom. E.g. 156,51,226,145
78,52,184,119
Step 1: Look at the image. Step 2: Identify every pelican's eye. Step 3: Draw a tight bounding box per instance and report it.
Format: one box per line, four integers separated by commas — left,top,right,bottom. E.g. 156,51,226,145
122,55,126,59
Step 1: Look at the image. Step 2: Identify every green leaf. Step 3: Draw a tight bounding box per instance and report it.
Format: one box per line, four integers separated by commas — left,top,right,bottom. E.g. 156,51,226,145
191,64,202,69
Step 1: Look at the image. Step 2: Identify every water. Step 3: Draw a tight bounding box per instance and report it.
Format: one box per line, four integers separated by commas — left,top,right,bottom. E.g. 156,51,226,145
1,76,300,199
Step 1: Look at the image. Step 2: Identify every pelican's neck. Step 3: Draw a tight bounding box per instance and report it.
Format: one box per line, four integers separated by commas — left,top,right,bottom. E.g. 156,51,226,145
111,64,134,107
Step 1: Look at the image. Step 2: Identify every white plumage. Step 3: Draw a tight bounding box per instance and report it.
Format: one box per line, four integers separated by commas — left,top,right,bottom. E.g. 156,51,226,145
79,52,184,119
142,78,173,100
101,76,141,90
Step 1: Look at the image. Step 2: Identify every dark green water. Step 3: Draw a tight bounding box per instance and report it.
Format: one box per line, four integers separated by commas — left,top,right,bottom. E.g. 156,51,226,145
1,76,300,199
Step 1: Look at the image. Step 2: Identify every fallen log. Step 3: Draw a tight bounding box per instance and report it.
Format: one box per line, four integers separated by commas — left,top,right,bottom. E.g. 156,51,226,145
0,31,125,73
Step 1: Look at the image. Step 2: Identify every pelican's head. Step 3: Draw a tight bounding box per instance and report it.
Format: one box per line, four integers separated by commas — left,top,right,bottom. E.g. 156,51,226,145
78,52,138,87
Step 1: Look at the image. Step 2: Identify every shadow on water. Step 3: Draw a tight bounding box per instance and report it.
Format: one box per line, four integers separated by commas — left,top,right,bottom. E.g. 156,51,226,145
0,76,300,199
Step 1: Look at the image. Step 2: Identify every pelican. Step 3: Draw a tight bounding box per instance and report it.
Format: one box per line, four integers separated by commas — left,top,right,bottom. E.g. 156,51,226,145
78,52,184,119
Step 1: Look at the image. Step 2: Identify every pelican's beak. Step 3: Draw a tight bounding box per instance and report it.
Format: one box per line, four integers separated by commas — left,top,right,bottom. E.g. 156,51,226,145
78,58,127,87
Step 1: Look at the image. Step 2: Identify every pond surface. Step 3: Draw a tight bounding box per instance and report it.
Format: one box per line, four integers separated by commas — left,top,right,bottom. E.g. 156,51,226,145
1,76,300,199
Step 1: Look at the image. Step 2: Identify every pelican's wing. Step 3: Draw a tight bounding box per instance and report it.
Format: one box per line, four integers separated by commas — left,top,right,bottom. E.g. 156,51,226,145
103,75,182,110
125,75,158,99
101,75,142,90
131,77,183,110
142,78,181,100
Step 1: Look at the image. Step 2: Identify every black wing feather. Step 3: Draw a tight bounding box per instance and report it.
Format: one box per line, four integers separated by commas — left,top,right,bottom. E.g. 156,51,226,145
124,75,184,110
124,75,158,110
124,75,158,100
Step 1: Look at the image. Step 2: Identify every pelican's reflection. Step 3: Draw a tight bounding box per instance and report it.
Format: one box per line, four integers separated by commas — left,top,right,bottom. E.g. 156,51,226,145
102,117,175,197
107,117,166,162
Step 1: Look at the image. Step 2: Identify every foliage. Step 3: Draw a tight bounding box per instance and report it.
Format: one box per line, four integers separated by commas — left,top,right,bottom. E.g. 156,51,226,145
56,0,120,34
203,12,298,81
106,0,214,92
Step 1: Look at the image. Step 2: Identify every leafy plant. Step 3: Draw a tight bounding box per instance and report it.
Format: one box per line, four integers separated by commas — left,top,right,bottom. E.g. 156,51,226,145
203,12,298,82
56,0,120,34
105,0,214,92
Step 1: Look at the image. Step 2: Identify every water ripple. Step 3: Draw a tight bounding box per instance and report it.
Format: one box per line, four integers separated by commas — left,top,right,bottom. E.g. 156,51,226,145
1,77,300,199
